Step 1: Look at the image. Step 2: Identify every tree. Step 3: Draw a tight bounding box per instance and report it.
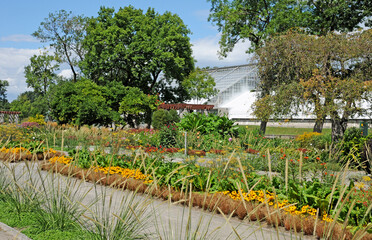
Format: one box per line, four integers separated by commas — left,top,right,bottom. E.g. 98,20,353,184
10,91,48,119
0,80,9,110
50,80,112,126
208,0,372,133
33,10,87,82
182,68,219,103
24,52,59,96
118,87,160,128
209,0,371,54
81,6,194,103
255,30,372,141
208,0,310,55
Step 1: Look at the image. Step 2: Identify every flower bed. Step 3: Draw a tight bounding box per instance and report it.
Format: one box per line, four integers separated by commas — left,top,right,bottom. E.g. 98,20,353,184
41,158,371,240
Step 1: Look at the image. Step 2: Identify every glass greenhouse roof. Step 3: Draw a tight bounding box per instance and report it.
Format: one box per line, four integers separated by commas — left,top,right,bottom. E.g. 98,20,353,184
206,64,259,106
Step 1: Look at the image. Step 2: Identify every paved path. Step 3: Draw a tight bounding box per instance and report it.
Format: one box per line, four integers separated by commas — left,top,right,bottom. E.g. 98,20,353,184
0,161,315,240
0,222,31,240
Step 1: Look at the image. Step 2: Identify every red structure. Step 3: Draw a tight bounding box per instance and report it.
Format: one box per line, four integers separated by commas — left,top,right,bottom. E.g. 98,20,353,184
158,103,214,110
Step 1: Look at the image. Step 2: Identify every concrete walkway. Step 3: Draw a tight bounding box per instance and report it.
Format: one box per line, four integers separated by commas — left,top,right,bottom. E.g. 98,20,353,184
0,222,31,240
0,161,316,240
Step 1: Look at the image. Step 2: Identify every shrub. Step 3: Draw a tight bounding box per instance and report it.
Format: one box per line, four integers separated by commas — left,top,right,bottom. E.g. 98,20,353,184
340,127,372,173
295,132,322,147
28,114,46,125
177,112,238,137
159,123,179,148
152,109,180,130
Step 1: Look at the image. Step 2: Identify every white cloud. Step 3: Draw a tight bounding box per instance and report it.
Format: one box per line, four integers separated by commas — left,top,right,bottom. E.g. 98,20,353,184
0,48,39,101
58,69,73,79
0,34,39,43
191,35,253,68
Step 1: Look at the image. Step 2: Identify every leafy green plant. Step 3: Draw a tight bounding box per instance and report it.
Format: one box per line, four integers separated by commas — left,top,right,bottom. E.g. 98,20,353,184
159,123,179,148
152,109,180,130
177,112,238,137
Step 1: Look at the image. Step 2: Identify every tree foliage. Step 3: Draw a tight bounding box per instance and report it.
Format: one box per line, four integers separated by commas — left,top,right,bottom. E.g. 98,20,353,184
118,87,160,128
182,67,219,103
208,0,371,55
81,6,194,103
33,10,87,82
50,80,112,126
255,30,372,141
24,52,60,96
10,91,48,119
0,80,9,110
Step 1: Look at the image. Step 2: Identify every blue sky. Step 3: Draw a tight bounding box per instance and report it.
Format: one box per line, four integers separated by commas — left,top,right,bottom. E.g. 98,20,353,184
0,0,251,101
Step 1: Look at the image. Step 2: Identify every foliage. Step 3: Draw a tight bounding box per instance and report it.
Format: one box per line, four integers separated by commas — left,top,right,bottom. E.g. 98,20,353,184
28,114,46,125
33,10,87,82
24,52,59,96
50,79,112,126
118,87,160,128
296,132,322,147
208,0,370,55
341,127,372,173
159,123,179,148
81,6,194,104
0,80,9,110
178,112,238,137
152,109,180,130
182,67,218,103
255,30,372,140
9,91,51,120
208,0,310,54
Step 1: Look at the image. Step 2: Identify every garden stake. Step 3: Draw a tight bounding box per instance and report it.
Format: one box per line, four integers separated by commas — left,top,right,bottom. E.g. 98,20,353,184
267,149,272,182
184,131,187,156
285,157,289,192
299,151,302,182
61,130,64,153
327,186,355,239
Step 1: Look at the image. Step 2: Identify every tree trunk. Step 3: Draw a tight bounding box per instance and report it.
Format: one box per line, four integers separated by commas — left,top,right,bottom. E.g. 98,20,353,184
331,116,347,142
260,121,267,135
313,118,324,133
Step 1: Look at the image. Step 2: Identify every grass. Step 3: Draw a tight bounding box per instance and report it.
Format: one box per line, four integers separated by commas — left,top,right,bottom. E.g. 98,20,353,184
0,200,88,240
243,125,332,136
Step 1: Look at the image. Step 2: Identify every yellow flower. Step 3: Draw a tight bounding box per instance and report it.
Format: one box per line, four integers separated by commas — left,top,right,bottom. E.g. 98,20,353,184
362,176,371,182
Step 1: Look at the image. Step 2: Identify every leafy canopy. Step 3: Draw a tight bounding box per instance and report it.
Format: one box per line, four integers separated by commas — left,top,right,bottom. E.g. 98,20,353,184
33,10,87,82
81,6,194,103
182,68,219,103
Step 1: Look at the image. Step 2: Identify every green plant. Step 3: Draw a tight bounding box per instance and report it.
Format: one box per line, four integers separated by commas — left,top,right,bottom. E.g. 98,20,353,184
178,112,238,137
152,109,180,130
34,168,92,231
83,187,152,240
159,123,179,148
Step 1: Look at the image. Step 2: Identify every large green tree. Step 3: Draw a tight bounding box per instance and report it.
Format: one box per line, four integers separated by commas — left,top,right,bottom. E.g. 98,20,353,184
24,52,59,96
10,91,48,119
118,87,160,128
0,80,9,110
255,30,372,141
81,6,194,103
50,80,112,126
208,0,371,133
33,10,87,82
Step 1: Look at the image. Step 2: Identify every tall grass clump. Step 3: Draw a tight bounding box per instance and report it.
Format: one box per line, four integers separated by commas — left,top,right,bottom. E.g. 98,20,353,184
81,183,153,240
